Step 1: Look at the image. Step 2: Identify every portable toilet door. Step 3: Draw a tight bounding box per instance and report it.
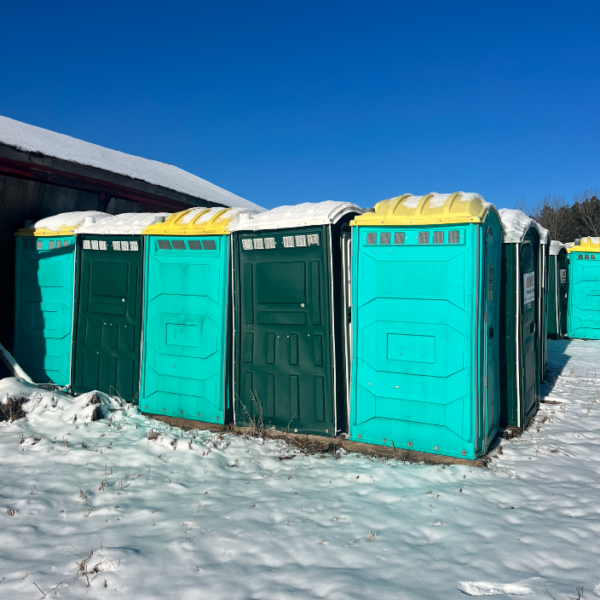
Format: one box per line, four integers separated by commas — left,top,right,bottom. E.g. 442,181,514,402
498,209,541,431
537,226,550,382
14,211,106,385
548,241,568,338
140,207,259,423
349,193,503,460
567,237,600,339
230,201,361,437
71,213,169,401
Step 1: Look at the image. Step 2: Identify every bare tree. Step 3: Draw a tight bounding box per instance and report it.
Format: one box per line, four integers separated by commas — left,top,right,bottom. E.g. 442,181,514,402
514,197,527,212
530,194,571,242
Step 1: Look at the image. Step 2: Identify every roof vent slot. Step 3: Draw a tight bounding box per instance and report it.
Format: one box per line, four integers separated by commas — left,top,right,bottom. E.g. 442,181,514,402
366,233,377,245
172,240,186,250
394,232,405,245
380,232,391,245
433,231,444,244
418,232,430,245
448,231,460,244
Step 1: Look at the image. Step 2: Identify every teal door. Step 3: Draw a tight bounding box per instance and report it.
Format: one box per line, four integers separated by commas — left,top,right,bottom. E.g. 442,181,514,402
141,236,229,423
72,236,143,401
14,236,75,385
558,252,568,336
520,243,538,427
350,224,478,459
234,226,335,436
568,252,600,338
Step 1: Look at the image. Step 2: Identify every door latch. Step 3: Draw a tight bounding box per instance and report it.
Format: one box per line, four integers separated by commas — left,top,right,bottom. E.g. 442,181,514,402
347,307,352,324
488,327,494,339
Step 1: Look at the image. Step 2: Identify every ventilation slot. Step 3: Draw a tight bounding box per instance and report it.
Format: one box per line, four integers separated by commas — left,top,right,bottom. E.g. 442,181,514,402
283,236,295,248
418,232,430,245
593,255,597,260
366,233,377,245
577,254,583,260
56,241,62,249
585,254,589,260
49,241,55,250
91,240,99,250
253,238,264,250
295,235,307,247
188,240,202,250
433,231,444,244
380,232,391,245
158,240,172,250
307,234,320,246
113,241,121,251
448,230,460,244
203,240,216,250
264,238,276,249
394,232,405,245
122,241,130,251
172,240,186,250
130,241,139,252
242,239,253,251
83,240,90,250
99,241,107,251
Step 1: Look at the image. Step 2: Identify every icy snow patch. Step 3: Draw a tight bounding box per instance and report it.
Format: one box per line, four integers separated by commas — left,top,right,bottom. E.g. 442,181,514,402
456,581,532,596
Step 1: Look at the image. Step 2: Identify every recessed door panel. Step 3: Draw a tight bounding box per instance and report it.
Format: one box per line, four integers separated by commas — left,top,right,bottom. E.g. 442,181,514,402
520,243,538,427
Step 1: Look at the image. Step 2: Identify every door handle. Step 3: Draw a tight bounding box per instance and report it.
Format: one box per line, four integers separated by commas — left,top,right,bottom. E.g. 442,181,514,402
530,322,536,334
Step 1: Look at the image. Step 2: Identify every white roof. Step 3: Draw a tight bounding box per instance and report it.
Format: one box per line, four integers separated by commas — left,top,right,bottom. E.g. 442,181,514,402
498,209,550,244
229,201,362,232
0,115,263,212
32,211,106,232
565,242,575,248
550,240,567,255
75,213,171,235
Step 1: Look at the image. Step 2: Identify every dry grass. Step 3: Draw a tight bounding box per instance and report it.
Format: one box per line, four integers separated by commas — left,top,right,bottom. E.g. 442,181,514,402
0,395,27,422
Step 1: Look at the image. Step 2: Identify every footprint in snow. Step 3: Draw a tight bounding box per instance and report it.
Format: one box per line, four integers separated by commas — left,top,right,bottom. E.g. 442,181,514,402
456,581,532,596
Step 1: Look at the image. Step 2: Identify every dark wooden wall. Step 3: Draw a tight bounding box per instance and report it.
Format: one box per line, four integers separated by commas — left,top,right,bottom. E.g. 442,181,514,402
0,174,148,352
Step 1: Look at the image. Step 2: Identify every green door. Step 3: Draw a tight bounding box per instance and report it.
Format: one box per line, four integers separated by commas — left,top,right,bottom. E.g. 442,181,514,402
483,225,500,447
520,242,538,427
558,251,569,336
234,226,335,436
72,235,143,401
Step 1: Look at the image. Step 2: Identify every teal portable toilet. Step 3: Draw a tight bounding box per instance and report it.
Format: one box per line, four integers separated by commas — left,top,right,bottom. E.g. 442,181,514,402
71,213,169,400
548,241,569,338
14,211,105,385
498,209,542,431
567,237,600,339
140,207,259,423
350,193,503,460
230,201,361,437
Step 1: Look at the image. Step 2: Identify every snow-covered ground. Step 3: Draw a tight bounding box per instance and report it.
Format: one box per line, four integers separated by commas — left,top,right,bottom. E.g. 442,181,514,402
1,340,600,599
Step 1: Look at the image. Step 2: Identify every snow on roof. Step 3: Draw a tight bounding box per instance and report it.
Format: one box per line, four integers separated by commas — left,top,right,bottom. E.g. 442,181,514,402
498,209,549,244
229,201,362,232
33,211,106,232
550,240,567,255
0,115,263,211
75,213,171,235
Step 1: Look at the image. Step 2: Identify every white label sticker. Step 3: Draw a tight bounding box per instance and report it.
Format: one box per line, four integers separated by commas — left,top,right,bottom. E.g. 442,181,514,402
560,269,567,284
523,272,535,305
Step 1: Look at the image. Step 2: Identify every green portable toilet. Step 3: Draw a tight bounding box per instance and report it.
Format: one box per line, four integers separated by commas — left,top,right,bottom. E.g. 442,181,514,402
567,237,600,339
230,201,361,437
350,193,503,460
14,211,106,385
548,241,568,339
539,231,550,381
140,207,259,423
498,209,541,431
71,213,169,401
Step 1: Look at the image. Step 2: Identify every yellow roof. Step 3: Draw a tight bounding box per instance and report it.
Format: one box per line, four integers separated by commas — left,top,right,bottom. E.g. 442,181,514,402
567,237,600,254
143,207,254,236
350,192,499,227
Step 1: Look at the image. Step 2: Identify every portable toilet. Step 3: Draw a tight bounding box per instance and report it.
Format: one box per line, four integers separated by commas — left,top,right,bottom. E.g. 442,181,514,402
538,227,550,381
230,201,361,437
498,209,541,430
349,193,503,460
140,207,260,423
14,211,106,385
548,241,568,339
71,213,169,401
567,237,600,339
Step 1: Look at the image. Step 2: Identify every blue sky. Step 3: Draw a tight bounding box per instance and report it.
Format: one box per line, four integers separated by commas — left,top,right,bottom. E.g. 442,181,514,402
0,1,598,210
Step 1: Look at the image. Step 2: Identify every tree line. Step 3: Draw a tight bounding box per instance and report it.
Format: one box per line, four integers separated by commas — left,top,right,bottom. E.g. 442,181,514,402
516,188,600,244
